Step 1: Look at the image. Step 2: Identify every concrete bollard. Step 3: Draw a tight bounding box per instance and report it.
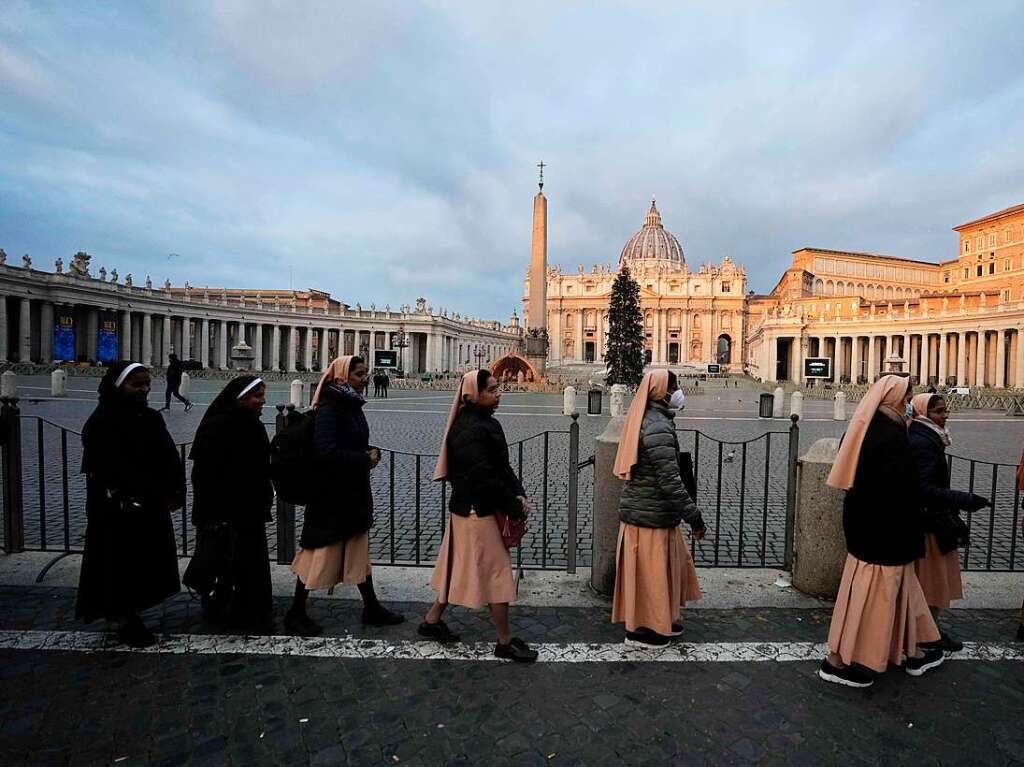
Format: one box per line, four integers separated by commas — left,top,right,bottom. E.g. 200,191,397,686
772,386,784,418
290,378,305,408
833,391,847,420
609,384,628,417
50,369,67,397
592,415,626,596
179,372,191,398
792,438,846,598
0,371,17,398
789,390,803,419
563,386,577,416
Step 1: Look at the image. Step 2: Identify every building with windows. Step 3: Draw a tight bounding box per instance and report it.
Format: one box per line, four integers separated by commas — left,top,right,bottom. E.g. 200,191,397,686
746,203,1024,388
0,250,521,374
524,198,747,370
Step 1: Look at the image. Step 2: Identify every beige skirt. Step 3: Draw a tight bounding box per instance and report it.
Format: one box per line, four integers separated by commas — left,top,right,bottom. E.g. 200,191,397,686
915,533,964,609
430,512,517,609
827,554,940,673
291,532,372,591
611,522,702,636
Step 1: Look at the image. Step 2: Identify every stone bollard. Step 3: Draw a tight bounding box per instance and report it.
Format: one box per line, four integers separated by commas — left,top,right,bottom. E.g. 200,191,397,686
179,372,191,398
789,390,803,419
290,379,305,408
609,384,627,417
792,438,846,598
592,414,626,596
1,371,17,398
50,369,67,397
563,385,577,416
772,386,784,418
833,391,847,420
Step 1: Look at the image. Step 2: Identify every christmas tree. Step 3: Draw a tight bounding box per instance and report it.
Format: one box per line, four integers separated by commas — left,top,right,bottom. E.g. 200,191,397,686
605,265,645,387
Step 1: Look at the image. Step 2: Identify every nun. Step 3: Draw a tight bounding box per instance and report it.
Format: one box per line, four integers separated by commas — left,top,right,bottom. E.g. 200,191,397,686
189,375,275,631
419,369,537,662
908,393,989,651
75,361,184,647
286,356,403,636
819,374,943,688
611,369,705,647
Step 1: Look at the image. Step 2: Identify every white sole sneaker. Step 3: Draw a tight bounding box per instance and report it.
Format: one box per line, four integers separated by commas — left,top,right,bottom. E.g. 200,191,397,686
818,668,874,688
624,637,669,649
666,625,684,637
905,653,944,677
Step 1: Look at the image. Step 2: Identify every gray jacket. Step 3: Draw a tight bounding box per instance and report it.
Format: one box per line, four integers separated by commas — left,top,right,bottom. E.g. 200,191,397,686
618,401,703,529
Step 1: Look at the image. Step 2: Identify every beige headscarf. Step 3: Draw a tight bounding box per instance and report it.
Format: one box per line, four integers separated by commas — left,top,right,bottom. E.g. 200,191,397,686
310,356,355,409
911,392,951,446
826,374,911,490
613,370,670,481
432,370,482,481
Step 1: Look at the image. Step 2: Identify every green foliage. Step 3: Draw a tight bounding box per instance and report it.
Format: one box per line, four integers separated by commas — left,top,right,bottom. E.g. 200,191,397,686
605,266,645,387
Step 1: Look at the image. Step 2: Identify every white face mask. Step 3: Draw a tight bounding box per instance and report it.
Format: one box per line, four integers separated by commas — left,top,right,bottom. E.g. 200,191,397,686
668,389,686,412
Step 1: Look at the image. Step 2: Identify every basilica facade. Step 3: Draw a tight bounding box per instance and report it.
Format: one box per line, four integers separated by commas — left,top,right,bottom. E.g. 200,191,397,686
523,199,747,370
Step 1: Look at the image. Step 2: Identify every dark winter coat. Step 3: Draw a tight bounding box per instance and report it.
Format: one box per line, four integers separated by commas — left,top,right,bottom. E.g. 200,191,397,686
618,401,703,530
299,383,374,549
75,391,183,622
842,412,925,566
166,358,183,387
445,405,526,519
190,410,273,529
908,421,976,553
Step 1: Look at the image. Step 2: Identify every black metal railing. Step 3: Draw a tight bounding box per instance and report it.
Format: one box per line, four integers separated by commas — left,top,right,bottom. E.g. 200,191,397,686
946,454,1022,572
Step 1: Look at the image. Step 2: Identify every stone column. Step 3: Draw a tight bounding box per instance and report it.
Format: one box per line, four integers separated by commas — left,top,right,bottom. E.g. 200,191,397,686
180,316,191,362
592,415,626,595
218,321,229,369
851,336,861,383
253,324,264,371
956,333,968,386
303,327,314,371
919,333,930,385
162,315,172,365
902,333,911,373
976,331,987,388
767,333,777,381
117,309,130,361
271,326,282,371
1015,330,1024,389
40,303,54,364
995,329,1007,389
575,311,584,361
832,336,841,381
142,314,153,366
287,327,298,372
18,298,31,362
793,438,845,598
198,319,209,368
0,297,7,362
938,333,948,384
866,335,876,383
320,328,330,369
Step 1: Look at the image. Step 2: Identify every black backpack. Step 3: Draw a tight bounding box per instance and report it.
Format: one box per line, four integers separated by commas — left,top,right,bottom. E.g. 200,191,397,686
269,410,316,505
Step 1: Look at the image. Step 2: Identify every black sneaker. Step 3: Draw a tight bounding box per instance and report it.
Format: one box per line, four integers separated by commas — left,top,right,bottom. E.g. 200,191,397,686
905,647,944,677
362,606,405,627
818,659,874,688
625,628,670,648
494,637,538,663
667,623,684,637
116,618,157,649
418,620,460,643
184,403,194,413
284,612,323,637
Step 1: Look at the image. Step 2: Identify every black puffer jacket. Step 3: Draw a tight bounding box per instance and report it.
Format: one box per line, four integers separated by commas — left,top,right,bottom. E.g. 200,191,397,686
445,405,525,519
908,420,980,552
618,401,703,530
299,384,374,548
842,412,925,565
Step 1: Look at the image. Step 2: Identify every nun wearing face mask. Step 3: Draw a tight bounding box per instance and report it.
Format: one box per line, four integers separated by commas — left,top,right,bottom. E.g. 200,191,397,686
75,361,184,648
611,369,705,648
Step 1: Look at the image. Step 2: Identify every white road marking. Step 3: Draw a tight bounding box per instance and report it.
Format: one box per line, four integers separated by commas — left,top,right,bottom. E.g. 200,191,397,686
0,630,1020,664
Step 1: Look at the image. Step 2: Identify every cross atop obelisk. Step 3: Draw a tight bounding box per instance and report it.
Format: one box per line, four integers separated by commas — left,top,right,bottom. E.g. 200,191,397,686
537,160,545,191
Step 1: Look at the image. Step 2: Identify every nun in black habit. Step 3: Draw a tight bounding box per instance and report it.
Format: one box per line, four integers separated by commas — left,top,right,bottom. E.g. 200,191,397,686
189,375,274,630
75,361,183,647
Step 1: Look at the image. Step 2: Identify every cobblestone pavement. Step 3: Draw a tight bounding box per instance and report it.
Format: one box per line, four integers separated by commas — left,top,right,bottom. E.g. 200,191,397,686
0,585,1022,766
7,378,1024,571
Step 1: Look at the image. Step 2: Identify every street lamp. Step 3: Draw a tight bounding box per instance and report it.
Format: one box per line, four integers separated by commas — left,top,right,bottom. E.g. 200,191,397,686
393,324,409,377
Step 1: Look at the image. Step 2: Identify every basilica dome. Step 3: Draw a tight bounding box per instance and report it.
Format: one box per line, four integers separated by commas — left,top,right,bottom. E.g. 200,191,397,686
618,199,685,266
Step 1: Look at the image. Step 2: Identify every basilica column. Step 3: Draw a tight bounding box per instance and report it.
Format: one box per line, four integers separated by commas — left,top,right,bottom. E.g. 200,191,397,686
320,328,330,370
162,315,172,365
995,329,1007,389
142,314,153,366
575,311,584,361
253,324,264,371
866,336,877,383
199,319,210,368
851,336,861,383
218,321,229,369
180,316,191,362
919,333,930,385
1015,330,1024,389
767,333,777,381
0,297,8,362
956,333,967,386
937,333,948,384
39,303,54,364
976,331,987,388
304,327,314,371
271,326,282,371
287,327,298,372
17,298,31,362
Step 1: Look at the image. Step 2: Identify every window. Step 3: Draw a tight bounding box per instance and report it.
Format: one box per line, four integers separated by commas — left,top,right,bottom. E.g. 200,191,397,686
963,267,969,279
965,241,972,253
989,263,995,275
566,285,573,293
977,265,984,277
976,236,983,250
721,281,731,293
1007,229,1013,244
989,234,997,248
1004,259,1011,272
943,271,950,283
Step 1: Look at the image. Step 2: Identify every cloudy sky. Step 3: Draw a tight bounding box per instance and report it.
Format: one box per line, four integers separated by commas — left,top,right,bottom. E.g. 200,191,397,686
2,2,1022,319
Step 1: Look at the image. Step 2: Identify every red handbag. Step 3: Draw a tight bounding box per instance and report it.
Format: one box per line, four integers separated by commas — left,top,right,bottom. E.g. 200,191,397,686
494,508,527,548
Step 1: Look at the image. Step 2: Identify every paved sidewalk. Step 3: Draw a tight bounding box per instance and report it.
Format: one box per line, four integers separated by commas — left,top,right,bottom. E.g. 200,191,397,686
0,584,1022,766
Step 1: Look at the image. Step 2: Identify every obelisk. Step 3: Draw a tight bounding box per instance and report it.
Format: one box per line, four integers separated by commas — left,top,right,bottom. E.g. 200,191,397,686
525,162,549,377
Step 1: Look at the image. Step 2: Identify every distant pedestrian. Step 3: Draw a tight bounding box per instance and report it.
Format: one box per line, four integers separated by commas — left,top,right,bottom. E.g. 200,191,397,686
381,372,390,399
286,356,403,636
160,353,193,413
75,361,183,647
611,370,704,647
188,375,275,632
819,374,943,688
909,393,989,652
372,373,381,398
419,370,537,662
